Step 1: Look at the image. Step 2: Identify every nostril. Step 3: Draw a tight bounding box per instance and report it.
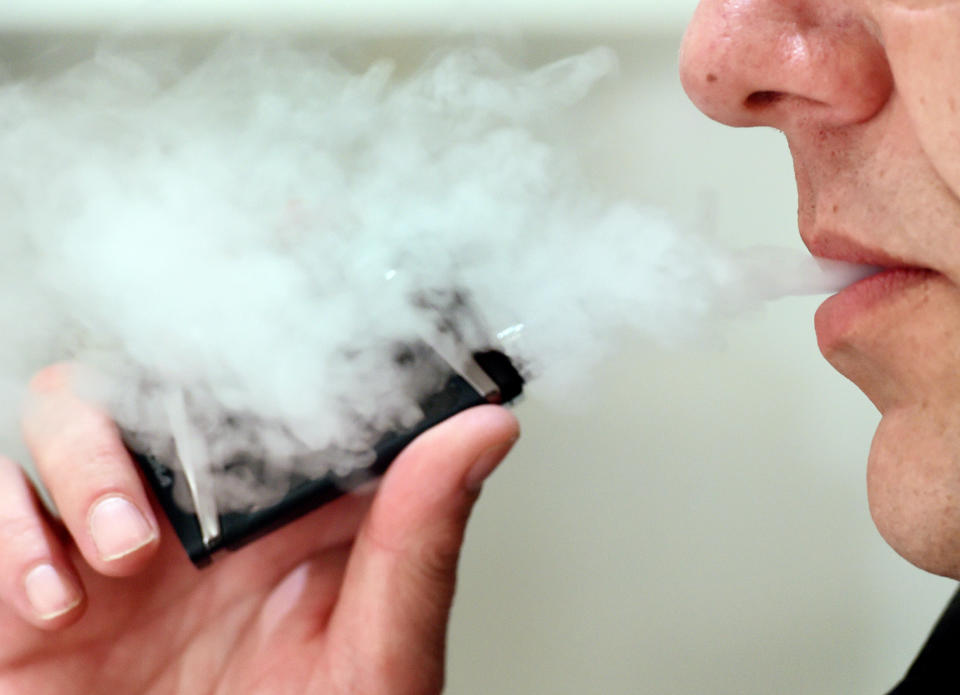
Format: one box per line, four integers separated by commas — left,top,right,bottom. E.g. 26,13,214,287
745,90,785,109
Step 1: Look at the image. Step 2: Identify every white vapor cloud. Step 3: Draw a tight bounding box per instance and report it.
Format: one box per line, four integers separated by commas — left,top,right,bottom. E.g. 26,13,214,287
0,38,868,513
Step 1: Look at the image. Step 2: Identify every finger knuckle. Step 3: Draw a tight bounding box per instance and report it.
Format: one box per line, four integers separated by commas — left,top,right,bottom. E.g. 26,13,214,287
412,529,464,588
40,419,126,479
0,510,45,555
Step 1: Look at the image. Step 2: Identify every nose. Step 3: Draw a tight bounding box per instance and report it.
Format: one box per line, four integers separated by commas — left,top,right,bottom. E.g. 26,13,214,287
679,0,893,130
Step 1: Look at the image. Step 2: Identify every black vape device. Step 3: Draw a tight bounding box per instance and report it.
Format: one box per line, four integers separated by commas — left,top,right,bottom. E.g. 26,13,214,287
126,306,525,567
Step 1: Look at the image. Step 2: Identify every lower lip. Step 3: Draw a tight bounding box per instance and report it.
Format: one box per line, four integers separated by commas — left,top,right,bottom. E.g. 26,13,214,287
814,267,938,351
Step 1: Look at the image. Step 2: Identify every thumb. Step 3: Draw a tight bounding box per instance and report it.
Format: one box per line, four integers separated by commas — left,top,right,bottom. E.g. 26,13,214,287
328,405,519,692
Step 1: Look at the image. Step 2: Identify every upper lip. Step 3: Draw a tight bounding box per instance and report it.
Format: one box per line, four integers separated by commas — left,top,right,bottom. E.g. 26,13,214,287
802,231,921,269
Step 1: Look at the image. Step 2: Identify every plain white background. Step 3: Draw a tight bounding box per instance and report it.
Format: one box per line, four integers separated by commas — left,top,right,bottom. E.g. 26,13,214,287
1,2,957,693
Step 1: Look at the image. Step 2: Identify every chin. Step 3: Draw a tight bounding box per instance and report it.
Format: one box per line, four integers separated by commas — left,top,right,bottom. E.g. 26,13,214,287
866,406,960,580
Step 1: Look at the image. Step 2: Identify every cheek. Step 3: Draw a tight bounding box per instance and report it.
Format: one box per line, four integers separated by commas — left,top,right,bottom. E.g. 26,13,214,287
868,405,960,578
878,3,960,200
870,2,960,576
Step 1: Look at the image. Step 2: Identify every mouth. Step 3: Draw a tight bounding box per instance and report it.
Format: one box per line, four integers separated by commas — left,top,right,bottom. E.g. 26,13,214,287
805,234,938,353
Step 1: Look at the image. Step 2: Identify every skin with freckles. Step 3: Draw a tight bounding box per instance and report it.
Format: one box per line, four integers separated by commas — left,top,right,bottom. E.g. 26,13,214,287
682,0,960,577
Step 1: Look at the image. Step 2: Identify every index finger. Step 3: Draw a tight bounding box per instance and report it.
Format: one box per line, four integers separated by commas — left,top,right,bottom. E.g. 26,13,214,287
22,364,160,577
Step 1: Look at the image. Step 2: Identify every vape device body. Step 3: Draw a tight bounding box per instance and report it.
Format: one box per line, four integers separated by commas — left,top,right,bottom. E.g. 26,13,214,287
128,343,524,567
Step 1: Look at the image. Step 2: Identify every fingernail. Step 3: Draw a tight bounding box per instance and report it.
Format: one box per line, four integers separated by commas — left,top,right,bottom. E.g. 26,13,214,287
24,564,82,620
465,437,518,493
88,495,157,561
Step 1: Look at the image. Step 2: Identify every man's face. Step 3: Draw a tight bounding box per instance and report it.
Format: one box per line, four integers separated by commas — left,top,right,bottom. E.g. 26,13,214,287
680,0,960,578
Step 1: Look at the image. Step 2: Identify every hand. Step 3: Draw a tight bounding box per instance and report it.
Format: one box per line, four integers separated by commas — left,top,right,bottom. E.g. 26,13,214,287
0,364,519,695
